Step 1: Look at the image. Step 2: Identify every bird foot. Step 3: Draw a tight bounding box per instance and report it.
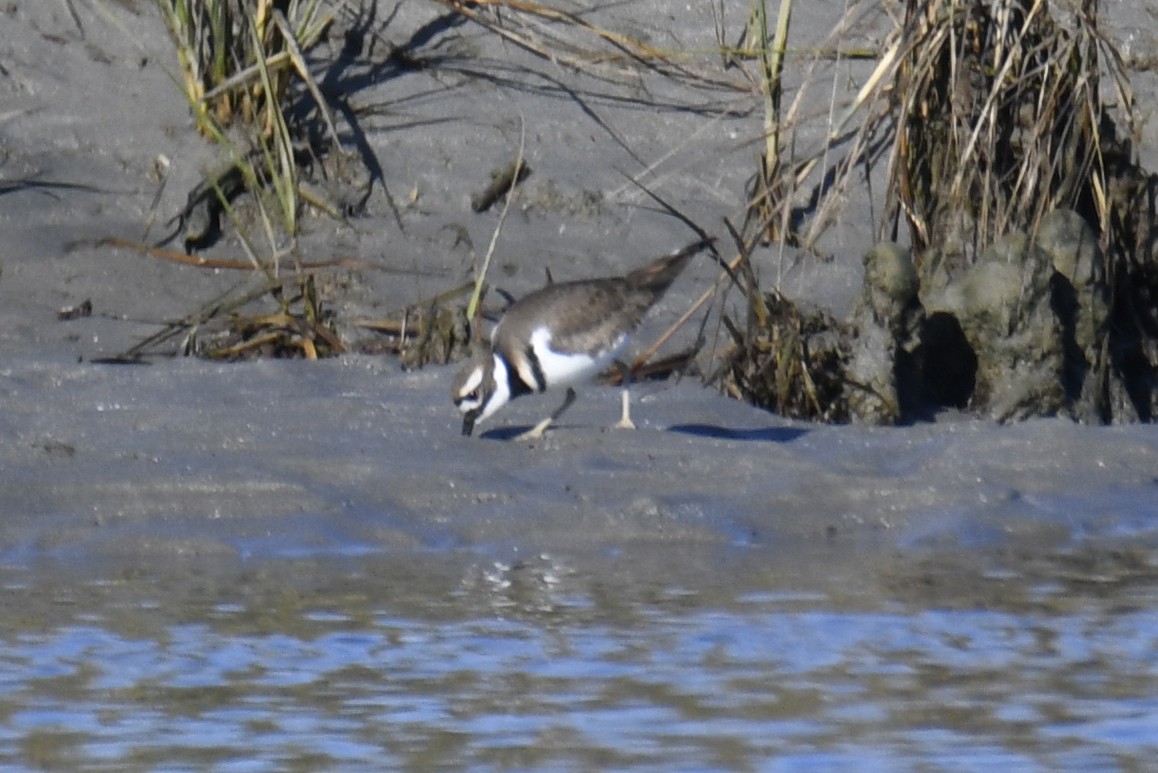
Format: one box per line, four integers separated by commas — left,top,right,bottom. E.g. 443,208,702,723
513,417,553,442
613,390,636,430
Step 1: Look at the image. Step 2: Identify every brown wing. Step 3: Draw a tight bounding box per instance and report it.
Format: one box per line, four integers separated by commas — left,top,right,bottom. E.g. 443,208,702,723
545,279,648,356
494,239,711,357
496,278,645,358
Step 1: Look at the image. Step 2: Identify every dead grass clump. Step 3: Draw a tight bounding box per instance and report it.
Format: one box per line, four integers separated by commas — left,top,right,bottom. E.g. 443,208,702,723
202,275,344,360
883,0,1132,269
97,271,342,362
351,283,475,370
721,290,850,422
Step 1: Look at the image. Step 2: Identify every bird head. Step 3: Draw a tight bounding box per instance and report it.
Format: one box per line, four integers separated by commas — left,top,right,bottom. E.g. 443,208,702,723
451,351,510,436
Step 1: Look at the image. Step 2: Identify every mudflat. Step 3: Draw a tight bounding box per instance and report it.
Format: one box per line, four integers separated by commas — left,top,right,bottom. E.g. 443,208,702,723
2,2,1158,769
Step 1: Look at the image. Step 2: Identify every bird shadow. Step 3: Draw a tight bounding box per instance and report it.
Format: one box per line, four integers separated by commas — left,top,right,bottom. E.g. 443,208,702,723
477,423,809,443
477,426,539,441
666,424,809,443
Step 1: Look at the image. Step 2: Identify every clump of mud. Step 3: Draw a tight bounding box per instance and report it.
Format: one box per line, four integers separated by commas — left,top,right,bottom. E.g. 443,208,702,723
724,0,1157,424
724,206,1152,424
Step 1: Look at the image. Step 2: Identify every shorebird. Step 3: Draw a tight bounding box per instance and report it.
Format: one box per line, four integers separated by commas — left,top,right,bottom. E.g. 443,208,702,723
451,239,712,439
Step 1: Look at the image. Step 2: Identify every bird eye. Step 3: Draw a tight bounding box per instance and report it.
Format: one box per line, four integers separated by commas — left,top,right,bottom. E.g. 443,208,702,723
467,389,480,401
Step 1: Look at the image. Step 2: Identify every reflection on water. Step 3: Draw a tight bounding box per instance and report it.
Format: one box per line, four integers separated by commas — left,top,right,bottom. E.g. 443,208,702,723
1,543,1156,770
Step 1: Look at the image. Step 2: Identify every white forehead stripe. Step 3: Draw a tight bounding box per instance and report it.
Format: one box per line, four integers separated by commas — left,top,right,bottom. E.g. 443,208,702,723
456,366,485,400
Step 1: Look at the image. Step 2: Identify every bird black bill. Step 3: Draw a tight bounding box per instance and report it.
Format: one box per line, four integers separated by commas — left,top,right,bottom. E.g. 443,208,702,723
461,415,476,437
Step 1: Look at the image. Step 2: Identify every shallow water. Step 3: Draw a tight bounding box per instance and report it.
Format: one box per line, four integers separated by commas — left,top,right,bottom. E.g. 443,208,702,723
3,538,1156,771
2,358,1157,770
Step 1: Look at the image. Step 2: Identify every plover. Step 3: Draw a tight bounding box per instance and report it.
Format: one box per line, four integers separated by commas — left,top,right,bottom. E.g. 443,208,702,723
452,239,712,439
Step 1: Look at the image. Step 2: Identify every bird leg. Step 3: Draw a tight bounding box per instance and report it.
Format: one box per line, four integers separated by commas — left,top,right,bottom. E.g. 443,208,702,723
514,387,577,441
611,389,636,431
612,363,636,430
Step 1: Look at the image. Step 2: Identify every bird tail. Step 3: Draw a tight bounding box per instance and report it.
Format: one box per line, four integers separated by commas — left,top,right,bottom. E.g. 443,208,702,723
625,238,715,295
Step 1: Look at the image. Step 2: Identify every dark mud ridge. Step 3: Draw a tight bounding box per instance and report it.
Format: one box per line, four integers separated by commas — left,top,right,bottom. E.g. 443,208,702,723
725,209,1156,425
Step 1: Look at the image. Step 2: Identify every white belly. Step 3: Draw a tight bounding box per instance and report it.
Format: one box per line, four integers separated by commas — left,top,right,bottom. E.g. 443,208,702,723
529,326,626,389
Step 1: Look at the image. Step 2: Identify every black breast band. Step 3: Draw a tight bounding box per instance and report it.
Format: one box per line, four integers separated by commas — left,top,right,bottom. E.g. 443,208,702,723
520,345,547,394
